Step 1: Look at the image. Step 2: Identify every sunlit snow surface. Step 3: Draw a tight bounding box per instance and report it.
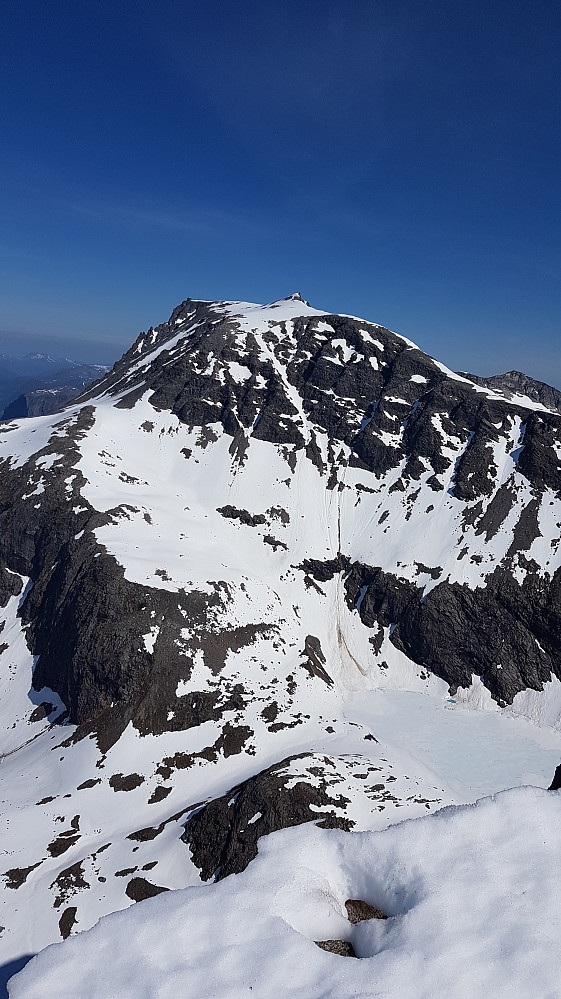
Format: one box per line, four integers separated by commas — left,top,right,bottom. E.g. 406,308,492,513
10,787,561,999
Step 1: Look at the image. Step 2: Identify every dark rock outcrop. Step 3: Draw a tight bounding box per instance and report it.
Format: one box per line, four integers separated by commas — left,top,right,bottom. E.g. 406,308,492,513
125,878,169,902
342,559,561,704
315,939,357,957
548,765,561,791
345,898,388,922
182,755,353,881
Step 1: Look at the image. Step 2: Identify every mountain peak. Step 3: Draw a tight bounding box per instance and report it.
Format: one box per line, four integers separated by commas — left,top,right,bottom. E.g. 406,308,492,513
266,292,311,307
458,368,561,414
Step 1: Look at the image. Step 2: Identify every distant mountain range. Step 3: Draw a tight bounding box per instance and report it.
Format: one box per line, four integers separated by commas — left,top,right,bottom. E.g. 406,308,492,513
458,369,561,415
0,354,109,419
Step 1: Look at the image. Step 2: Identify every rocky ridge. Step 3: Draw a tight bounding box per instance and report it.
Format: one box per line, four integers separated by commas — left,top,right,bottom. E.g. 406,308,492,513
459,369,561,416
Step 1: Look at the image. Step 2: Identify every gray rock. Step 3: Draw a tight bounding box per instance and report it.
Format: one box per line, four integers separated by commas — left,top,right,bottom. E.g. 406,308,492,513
345,898,388,922
315,939,357,957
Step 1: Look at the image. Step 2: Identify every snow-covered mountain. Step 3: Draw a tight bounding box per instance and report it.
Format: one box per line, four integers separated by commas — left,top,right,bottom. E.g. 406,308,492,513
459,369,561,415
1,294,561,990
0,356,109,420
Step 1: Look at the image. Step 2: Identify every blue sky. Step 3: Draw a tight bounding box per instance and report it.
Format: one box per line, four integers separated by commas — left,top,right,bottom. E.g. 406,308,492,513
1,0,560,383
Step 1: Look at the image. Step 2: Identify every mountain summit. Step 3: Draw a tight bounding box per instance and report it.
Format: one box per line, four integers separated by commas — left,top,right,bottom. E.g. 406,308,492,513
1,295,561,971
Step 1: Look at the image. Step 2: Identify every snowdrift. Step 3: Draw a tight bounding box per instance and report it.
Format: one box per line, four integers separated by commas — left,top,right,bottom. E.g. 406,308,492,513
10,786,561,999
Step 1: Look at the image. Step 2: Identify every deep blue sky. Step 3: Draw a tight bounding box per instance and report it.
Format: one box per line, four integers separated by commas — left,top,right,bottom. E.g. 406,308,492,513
1,1,560,383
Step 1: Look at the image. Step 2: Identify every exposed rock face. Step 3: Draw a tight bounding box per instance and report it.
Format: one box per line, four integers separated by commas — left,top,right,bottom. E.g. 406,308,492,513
343,562,561,704
182,754,354,882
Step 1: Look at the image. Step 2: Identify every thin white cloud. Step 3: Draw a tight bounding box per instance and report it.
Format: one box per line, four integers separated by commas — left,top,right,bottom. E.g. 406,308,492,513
57,195,278,240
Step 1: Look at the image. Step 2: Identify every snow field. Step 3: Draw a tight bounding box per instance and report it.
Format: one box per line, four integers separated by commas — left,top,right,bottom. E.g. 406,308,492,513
10,786,561,999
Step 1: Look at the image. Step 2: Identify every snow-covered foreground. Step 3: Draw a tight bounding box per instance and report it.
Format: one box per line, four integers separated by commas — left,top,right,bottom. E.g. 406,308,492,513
6,678,561,998
3,668,561,984
10,786,561,999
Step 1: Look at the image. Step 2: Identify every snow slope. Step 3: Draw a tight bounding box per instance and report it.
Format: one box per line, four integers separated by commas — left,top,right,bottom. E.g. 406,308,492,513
10,787,561,999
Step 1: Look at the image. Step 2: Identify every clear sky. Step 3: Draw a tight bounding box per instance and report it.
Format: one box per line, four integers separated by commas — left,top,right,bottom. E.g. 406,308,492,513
1,0,560,383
